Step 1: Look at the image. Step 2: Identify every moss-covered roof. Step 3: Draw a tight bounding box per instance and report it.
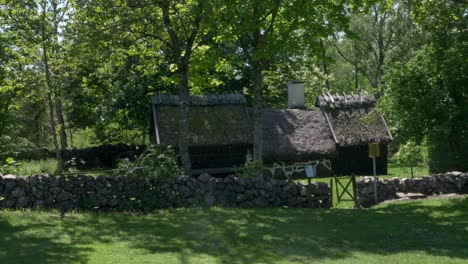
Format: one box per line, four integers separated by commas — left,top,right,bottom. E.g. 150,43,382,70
156,105,252,146
152,93,392,160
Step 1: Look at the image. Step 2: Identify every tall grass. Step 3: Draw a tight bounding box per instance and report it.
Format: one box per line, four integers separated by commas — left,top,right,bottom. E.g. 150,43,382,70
1,159,58,176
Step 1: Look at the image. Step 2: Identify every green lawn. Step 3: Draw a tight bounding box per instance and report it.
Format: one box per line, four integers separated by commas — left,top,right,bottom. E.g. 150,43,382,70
1,196,467,264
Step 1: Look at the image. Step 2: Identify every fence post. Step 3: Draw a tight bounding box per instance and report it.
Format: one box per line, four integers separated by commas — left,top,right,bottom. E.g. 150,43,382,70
351,175,358,208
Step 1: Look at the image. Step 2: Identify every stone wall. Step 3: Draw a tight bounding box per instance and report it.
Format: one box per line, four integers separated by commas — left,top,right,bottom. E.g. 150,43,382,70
356,171,468,207
0,173,330,211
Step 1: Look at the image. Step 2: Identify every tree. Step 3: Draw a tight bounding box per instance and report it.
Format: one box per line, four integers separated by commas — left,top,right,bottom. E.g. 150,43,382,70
382,0,467,172
220,0,366,169
1,0,72,172
328,1,426,92
396,140,425,178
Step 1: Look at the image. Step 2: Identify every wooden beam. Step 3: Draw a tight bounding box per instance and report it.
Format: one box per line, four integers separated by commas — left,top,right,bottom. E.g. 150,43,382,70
323,109,339,144
380,113,393,140
151,103,161,144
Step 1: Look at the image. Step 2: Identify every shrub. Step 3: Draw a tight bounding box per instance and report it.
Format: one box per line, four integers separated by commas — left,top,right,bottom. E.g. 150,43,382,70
395,140,427,178
237,161,263,178
1,157,19,174
116,145,183,184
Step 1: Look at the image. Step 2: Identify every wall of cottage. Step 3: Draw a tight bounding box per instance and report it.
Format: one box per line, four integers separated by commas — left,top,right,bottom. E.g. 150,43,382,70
356,171,468,207
0,173,330,211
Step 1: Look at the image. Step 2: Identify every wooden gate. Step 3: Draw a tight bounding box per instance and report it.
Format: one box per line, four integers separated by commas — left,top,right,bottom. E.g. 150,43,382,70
330,175,358,207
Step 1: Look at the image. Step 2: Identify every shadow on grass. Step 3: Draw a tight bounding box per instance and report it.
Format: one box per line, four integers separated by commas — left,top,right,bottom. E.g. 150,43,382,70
0,197,467,263
0,216,94,263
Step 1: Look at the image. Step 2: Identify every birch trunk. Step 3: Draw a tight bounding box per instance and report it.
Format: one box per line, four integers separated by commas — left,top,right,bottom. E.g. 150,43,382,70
252,60,263,169
178,62,192,175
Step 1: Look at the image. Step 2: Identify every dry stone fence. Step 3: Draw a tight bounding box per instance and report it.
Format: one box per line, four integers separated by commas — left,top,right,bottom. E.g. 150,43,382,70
356,171,468,207
1,171,466,211
0,173,330,211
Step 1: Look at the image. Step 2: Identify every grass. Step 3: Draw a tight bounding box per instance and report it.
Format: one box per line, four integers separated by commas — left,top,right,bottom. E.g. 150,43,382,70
387,163,429,178
0,196,467,264
3,159,58,177
295,164,430,208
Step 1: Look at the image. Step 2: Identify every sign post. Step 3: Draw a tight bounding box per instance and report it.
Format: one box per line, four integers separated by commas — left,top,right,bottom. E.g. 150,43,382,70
305,164,316,185
368,143,380,204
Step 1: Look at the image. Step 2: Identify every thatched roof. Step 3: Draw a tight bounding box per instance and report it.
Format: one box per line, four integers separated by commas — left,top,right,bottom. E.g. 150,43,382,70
155,105,252,146
261,109,337,162
315,93,377,109
152,93,391,161
317,93,392,146
153,94,337,161
152,93,246,106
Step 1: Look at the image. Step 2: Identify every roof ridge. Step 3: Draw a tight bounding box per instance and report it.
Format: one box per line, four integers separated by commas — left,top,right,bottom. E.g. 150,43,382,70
152,93,247,106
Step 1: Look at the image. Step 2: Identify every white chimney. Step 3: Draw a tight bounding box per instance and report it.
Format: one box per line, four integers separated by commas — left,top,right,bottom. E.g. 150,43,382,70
288,80,305,109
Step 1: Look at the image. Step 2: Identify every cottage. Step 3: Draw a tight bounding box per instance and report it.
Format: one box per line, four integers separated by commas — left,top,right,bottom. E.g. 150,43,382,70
151,82,392,177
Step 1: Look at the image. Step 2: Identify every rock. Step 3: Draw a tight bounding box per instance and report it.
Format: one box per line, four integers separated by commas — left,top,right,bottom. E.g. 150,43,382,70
10,187,25,198
50,187,61,195
204,193,215,206
198,173,211,183
16,196,30,208
56,191,72,201
109,198,119,207
16,177,27,187
253,197,268,207
1,199,15,208
3,174,16,180
3,181,16,194
395,192,426,199
34,200,45,208
32,187,43,199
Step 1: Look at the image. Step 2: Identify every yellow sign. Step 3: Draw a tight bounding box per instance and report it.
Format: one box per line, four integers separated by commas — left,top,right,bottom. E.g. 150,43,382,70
369,143,380,158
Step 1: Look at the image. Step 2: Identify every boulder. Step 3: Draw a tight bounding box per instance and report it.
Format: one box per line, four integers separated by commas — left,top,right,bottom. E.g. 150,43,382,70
10,187,25,198
204,193,215,206
3,174,16,180
16,196,30,208
395,192,426,199
1,199,15,208
56,191,72,201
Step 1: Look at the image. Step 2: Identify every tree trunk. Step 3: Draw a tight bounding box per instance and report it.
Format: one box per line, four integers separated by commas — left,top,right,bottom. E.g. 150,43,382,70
55,98,68,170
41,18,62,173
354,63,359,91
252,60,263,169
320,39,330,90
46,93,62,172
69,128,74,148
178,62,192,175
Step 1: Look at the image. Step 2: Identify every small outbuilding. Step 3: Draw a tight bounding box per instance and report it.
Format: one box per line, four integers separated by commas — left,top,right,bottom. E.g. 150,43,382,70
151,84,392,177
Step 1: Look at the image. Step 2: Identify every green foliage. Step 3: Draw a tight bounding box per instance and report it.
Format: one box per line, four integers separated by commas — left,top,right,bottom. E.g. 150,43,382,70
395,141,426,167
116,145,183,184
237,161,263,178
1,158,58,176
383,42,467,172
1,157,19,174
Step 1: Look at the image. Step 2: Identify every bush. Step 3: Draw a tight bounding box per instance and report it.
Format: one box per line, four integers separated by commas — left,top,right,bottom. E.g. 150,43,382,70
237,161,263,178
1,157,19,175
116,145,183,184
395,140,427,178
